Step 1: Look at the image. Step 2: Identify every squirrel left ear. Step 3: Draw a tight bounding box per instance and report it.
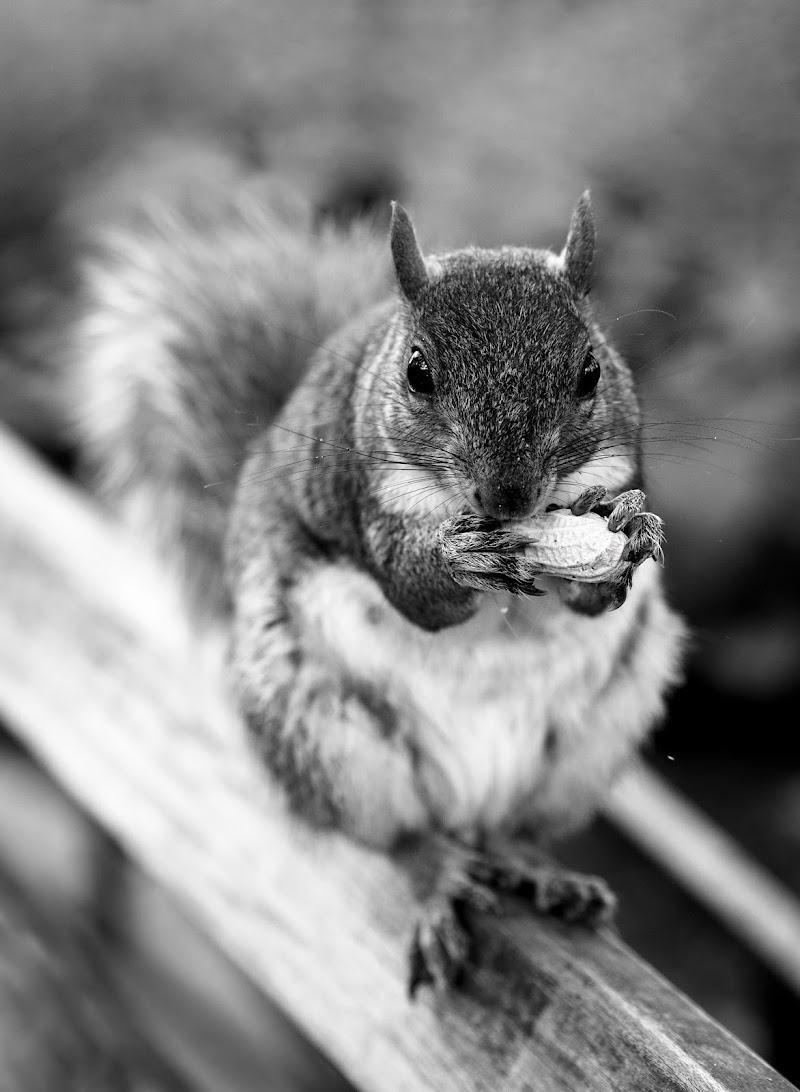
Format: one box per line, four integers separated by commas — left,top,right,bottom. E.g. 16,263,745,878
390,202,430,303
562,191,596,297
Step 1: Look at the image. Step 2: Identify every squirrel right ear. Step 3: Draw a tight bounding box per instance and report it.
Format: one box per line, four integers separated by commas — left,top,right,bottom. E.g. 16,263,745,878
562,191,596,298
390,202,429,303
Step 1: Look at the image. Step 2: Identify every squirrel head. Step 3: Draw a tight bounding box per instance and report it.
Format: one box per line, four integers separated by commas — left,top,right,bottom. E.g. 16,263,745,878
363,195,637,523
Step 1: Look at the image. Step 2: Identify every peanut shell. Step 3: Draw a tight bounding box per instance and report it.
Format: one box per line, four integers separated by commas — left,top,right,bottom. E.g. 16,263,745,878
523,509,627,582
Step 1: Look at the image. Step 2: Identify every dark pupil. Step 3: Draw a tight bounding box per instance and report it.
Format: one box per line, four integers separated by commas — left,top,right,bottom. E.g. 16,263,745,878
577,352,600,398
407,350,434,395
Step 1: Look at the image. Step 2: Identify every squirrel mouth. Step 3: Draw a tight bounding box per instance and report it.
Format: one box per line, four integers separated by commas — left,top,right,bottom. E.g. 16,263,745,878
469,474,554,523
468,492,549,524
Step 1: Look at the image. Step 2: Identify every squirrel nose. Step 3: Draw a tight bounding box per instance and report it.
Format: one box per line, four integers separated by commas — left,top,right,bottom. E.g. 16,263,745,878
473,482,538,521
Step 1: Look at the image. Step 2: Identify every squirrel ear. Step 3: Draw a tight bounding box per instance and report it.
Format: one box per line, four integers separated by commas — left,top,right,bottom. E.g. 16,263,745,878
390,202,429,303
562,191,596,297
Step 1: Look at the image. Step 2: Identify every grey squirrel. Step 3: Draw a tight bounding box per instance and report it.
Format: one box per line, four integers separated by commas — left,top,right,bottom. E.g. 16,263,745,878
72,164,685,994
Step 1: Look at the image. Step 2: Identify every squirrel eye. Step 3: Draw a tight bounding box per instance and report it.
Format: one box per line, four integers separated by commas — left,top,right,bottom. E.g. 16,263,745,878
577,349,600,398
407,348,434,397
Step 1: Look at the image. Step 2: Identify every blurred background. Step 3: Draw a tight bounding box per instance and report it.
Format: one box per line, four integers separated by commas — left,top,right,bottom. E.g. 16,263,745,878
0,0,798,1088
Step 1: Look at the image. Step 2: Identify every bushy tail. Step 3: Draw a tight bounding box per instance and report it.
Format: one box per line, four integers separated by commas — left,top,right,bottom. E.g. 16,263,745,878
68,141,392,617
0,4,396,617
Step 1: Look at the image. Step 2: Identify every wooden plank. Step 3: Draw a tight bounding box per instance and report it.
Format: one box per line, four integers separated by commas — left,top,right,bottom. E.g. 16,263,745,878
0,424,794,1092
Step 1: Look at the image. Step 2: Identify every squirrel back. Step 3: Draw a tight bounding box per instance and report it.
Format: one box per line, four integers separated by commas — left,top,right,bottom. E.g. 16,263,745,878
71,153,391,615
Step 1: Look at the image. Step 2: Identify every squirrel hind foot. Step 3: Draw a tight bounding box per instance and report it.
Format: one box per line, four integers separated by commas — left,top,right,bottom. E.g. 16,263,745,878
466,848,617,928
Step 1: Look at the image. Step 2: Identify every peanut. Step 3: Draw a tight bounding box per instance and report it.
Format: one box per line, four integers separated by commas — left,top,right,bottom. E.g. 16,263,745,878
523,509,627,583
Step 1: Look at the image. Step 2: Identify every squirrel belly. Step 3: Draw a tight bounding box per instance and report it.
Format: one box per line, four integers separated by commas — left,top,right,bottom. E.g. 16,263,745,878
289,555,683,842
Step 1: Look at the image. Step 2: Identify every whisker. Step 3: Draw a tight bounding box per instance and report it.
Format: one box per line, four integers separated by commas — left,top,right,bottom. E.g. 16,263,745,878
615,309,677,323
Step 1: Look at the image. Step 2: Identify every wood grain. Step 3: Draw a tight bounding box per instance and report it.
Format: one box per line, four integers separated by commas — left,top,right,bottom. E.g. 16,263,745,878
0,426,794,1092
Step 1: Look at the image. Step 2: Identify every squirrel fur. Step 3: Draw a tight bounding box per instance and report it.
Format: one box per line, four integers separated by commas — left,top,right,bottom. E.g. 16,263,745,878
70,154,685,992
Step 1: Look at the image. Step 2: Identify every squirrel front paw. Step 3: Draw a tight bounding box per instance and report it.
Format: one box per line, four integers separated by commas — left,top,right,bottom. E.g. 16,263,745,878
559,487,665,614
437,512,546,597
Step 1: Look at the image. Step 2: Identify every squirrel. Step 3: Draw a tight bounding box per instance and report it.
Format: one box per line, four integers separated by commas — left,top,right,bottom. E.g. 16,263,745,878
70,155,685,995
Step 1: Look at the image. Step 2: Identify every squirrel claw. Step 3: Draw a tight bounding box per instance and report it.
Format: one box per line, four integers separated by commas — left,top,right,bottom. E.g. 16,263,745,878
621,511,665,567
610,490,665,568
408,865,501,998
570,485,608,516
466,851,617,928
450,565,546,597
440,513,532,554
607,489,647,532
408,898,469,997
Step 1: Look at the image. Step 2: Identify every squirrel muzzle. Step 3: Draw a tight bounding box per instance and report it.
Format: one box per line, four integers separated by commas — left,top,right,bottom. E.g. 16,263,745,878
472,473,547,522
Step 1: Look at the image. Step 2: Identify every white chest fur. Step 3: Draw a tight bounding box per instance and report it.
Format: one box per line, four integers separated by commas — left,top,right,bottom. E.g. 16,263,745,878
294,562,682,838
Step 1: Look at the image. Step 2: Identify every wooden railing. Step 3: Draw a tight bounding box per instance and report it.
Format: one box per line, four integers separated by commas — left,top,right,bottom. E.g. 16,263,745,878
0,425,795,1092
